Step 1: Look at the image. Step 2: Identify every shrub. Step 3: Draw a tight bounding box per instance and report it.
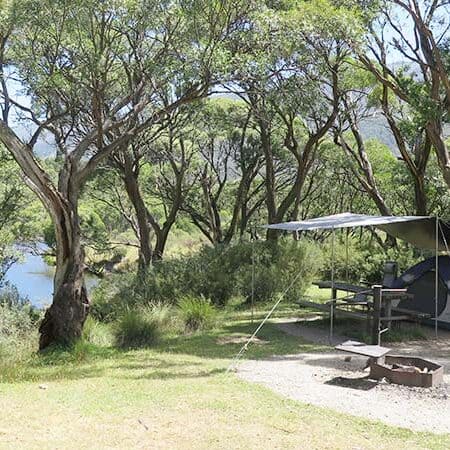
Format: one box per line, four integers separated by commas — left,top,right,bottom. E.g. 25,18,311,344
113,303,176,348
0,285,40,362
82,316,114,347
320,237,421,284
115,309,160,348
91,238,323,317
235,240,322,303
143,301,177,332
90,272,136,322
178,296,216,332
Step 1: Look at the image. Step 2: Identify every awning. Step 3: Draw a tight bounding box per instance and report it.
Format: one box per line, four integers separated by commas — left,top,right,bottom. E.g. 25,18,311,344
264,213,450,251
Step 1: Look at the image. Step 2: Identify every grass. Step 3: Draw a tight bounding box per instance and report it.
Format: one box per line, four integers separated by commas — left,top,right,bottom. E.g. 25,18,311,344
0,309,449,449
304,284,334,303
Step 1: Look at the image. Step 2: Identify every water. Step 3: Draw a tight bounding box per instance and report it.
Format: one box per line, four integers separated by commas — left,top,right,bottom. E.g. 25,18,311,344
5,247,98,308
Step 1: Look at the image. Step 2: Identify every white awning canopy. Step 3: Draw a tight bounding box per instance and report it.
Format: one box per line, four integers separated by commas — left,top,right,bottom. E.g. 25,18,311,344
264,213,450,251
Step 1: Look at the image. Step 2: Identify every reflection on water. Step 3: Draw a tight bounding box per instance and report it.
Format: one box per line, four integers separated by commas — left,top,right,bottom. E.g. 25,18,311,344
5,248,98,308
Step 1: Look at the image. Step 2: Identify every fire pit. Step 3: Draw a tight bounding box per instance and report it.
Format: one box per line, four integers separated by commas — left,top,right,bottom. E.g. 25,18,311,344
335,340,444,388
369,355,443,388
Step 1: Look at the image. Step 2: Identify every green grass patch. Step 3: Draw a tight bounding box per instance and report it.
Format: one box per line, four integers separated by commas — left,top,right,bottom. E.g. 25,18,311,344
0,309,448,449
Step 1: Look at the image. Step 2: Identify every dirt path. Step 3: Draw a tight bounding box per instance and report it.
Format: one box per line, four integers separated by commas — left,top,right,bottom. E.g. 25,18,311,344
237,319,450,434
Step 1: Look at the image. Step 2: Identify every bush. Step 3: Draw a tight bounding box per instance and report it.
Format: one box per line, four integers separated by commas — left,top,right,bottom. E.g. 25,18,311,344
178,296,216,332
0,285,40,361
320,236,421,284
115,309,161,348
91,239,323,317
143,301,177,332
236,240,322,303
90,272,135,322
113,303,177,348
82,316,114,347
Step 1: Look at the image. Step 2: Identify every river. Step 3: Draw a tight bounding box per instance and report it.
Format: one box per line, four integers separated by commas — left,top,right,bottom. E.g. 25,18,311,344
5,248,98,308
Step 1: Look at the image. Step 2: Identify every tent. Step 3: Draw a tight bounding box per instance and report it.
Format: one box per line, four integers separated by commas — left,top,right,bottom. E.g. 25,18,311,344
264,212,450,251
391,256,450,328
228,212,450,370
264,213,450,337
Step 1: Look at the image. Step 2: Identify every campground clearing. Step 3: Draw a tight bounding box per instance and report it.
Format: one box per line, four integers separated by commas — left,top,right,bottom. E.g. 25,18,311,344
1,313,449,449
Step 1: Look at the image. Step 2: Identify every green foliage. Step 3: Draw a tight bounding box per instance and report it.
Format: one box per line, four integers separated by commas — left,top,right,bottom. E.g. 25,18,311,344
114,308,162,349
321,235,422,284
113,303,177,349
0,286,40,362
178,296,216,332
235,240,322,303
82,316,114,347
0,150,47,280
90,272,136,321
91,239,322,320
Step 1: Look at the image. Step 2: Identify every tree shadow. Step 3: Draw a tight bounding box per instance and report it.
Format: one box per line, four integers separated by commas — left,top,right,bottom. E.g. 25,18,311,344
112,359,202,371
158,321,326,361
119,367,226,381
1,345,220,384
1,319,328,385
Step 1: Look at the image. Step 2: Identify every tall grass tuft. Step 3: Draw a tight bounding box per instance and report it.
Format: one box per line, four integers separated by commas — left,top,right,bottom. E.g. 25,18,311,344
114,303,176,349
178,296,216,332
82,316,114,347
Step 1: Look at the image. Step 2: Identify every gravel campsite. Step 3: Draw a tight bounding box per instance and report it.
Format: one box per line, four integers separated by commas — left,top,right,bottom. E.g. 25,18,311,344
238,320,450,434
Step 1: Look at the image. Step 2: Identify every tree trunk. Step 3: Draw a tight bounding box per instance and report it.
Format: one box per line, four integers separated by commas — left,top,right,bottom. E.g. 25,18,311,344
38,188,89,349
122,162,153,275
369,187,392,216
0,122,90,349
414,174,427,216
427,121,450,190
259,121,278,240
154,228,169,260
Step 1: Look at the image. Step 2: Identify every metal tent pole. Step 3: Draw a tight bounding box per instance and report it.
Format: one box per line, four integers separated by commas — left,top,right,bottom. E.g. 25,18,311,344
345,227,350,295
330,227,335,345
435,217,439,339
251,225,255,325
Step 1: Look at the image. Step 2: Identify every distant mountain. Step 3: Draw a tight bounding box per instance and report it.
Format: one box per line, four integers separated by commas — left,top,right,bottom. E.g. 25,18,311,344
360,114,400,157
13,122,55,158
360,113,450,158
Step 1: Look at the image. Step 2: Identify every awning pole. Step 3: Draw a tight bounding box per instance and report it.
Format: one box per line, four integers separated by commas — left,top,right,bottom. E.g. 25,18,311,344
330,227,335,345
345,227,349,290
435,217,439,339
331,226,336,288
251,225,255,325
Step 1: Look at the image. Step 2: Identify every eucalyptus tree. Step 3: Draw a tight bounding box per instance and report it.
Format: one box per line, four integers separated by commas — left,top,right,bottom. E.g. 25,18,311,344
376,77,431,215
229,1,365,238
354,14,432,215
181,98,264,244
333,66,394,217
357,0,450,189
110,106,199,270
299,141,368,221
0,0,252,348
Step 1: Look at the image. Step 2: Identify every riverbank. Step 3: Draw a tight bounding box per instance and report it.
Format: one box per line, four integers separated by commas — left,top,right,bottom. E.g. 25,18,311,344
5,247,98,308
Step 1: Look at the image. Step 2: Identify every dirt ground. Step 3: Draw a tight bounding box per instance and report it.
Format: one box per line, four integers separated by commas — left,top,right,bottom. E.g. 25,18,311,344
237,319,450,434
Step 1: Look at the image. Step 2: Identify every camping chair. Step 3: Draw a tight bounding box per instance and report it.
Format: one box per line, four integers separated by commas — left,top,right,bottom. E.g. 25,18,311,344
382,261,398,288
